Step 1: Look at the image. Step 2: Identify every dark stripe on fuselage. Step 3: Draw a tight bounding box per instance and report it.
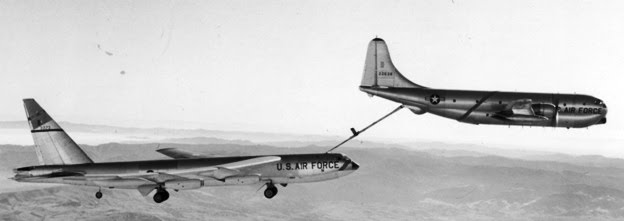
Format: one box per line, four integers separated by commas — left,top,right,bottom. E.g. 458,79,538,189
457,91,499,122
338,159,351,171
30,129,64,133
16,153,346,173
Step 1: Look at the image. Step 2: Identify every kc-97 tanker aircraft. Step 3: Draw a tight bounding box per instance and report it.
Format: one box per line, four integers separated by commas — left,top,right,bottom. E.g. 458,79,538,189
12,99,359,203
360,38,607,128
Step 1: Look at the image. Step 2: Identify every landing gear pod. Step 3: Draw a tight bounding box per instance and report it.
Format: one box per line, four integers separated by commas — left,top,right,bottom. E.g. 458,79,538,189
153,187,170,203
263,183,278,199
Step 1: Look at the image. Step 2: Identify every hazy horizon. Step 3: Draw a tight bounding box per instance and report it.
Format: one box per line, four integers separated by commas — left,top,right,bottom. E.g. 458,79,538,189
0,119,619,160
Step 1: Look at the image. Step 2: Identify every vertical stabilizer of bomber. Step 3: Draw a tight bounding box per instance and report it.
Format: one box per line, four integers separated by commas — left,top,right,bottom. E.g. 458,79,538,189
361,38,425,88
23,99,93,165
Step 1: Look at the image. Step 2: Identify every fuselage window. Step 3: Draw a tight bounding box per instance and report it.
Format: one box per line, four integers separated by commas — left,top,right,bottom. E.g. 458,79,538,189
563,103,567,107
498,101,502,104
453,99,456,102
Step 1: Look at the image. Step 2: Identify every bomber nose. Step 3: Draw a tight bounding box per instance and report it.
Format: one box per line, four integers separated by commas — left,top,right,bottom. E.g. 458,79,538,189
350,161,360,170
600,104,608,124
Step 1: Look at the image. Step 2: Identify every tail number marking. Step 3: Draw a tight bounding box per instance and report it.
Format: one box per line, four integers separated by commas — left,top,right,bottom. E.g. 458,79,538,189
378,71,393,76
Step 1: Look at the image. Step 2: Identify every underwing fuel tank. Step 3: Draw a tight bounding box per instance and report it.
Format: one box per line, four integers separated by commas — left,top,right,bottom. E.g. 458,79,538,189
224,176,260,185
93,178,152,188
14,167,61,177
164,179,203,190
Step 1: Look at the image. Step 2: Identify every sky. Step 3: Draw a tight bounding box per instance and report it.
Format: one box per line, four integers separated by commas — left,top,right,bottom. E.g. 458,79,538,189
1,0,623,157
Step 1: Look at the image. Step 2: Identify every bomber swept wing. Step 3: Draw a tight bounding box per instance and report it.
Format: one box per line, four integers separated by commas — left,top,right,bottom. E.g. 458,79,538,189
33,152,281,191
119,154,281,179
50,154,281,196
154,148,281,177
167,156,282,178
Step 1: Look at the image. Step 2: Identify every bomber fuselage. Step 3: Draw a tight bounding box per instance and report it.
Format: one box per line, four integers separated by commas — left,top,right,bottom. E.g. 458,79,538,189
14,153,359,189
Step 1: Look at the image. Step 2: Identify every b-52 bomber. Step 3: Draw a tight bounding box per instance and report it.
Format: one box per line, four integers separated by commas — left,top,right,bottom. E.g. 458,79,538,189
12,99,359,203
359,38,607,128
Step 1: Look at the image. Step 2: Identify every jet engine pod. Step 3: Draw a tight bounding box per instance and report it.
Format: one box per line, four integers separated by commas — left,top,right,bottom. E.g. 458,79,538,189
224,176,260,185
164,179,203,190
93,178,152,188
19,167,61,177
532,103,556,118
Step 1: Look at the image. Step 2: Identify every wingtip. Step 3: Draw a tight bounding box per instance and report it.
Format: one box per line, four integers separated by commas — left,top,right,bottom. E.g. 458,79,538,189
156,147,176,152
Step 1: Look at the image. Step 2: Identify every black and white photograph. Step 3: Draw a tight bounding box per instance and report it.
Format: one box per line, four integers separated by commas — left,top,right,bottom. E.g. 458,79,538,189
0,1,623,220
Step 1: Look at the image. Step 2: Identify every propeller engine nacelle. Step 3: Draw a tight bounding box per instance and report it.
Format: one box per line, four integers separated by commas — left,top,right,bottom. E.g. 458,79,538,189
532,103,556,118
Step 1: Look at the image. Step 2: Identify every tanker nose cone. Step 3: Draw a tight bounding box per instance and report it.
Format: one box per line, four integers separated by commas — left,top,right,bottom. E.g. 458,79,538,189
600,104,607,124
599,117,607,124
